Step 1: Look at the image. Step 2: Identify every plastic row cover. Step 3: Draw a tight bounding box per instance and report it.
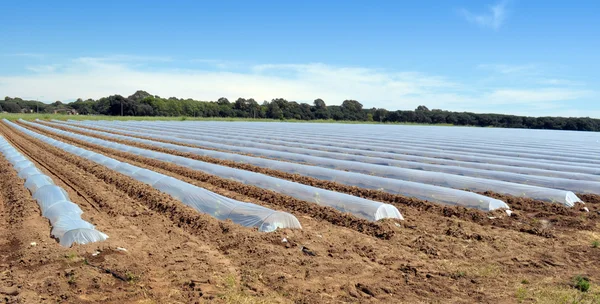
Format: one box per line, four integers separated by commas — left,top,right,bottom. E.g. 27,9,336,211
5,120,302,232
45,121,509,211
180,122,600,165
91,120,600,177
98,120,600,176
0,136,108,247
160,121,600,165
26,120,404,220
115,122,600,182
64,121,581,206
75,121,600,193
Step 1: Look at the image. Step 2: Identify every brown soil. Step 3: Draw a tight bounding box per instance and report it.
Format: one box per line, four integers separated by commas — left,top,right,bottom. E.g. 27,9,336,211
36,120,600,238
1,120,600,303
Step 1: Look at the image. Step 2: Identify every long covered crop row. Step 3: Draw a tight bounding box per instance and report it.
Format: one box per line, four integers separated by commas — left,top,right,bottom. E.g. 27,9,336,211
3,119,600,303
82,121,600,175
58,120,586,206
5,119,302,232
63,121,600,194
19,120,405,222
43,120,508,210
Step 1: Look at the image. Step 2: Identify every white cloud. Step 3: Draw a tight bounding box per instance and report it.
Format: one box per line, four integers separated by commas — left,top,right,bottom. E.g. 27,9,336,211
0,56,596,117
537,78,584,86
26,64,61,73
86,55,174,63
189,59,243,70
477,64,537,74
460,1,508,30
484,88,592,104
2,53,47,59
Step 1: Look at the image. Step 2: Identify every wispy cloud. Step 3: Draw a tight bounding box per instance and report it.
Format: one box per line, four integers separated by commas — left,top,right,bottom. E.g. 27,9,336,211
537,78,584,86
91,55,174,62
2,53,47,59
477,63,537,74
0,56,596,117
26,64,62,73
484,88,592,104
189,59,243,70
460,1,508,30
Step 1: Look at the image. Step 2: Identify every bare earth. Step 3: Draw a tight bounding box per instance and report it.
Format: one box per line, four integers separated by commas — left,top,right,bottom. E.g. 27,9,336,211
1,120,600,303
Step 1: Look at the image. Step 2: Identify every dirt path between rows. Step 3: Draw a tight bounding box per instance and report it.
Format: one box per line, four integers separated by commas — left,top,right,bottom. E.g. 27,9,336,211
37,120,600,238
1,122,245,303
30,121,398,239
3,121,600,303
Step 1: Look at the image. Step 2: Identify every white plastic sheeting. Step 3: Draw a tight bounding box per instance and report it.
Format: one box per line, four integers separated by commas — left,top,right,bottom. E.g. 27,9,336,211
0,136,108,247
21,120,405,220
61,121,600,193
102,122,600,182
46,121,509,211
80,120,600,176
159,122,600,164
57,121,581,206
4,120,301,232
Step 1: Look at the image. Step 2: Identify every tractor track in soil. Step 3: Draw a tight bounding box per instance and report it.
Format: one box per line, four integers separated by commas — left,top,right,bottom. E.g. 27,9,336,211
2,120,600,303
36,120,600,238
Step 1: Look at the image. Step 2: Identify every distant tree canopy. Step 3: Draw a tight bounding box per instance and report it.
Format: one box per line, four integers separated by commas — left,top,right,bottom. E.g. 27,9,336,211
2,90,600,131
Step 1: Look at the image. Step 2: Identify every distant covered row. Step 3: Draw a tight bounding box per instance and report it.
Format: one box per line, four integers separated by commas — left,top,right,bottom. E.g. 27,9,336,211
77,121,600,195
62,120,581,207
24,120,405,220
47,120,509,211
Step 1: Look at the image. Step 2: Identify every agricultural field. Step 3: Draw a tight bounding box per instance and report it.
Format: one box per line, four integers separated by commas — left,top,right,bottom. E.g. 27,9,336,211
1,119,600,303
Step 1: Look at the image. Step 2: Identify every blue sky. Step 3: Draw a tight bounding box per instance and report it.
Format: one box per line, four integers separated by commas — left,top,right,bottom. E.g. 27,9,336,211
0,0,598,117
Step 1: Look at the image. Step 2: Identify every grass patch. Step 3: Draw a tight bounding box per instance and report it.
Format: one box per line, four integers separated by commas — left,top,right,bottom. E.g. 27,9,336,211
0,112,458,126
126,271,140,283
573,275,591,292
515,280,600,304
472,264,501,278
515,287,527,303
65,252,80,261
592,240,599,248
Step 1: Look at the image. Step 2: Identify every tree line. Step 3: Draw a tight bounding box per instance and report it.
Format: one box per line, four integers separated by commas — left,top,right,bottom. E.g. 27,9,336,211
2,90,599,131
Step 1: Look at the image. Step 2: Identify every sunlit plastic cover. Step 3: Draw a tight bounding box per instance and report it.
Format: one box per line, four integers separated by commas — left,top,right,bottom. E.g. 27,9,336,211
41,120,511,211
0,135,108,247
23,120,406,219
6,120,302,231
66,120,584,207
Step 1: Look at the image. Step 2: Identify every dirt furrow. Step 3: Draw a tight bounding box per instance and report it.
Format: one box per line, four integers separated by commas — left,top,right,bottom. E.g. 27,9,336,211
36,121,599,238
4,121,464,303
4,121,600,303
55,121,600,209
0,148,61,302
27,121,396,239
1,122,249,302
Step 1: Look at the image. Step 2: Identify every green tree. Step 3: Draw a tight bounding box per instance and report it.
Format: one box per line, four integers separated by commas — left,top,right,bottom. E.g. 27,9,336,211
267,101,283,119
373,108,388,122
313,98,329,119
217,97,230,105
341,99,364,120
